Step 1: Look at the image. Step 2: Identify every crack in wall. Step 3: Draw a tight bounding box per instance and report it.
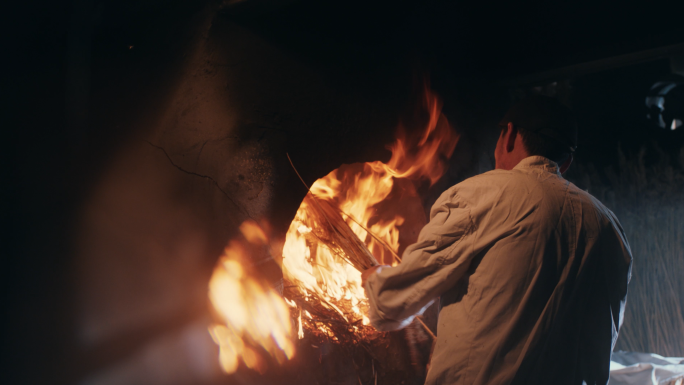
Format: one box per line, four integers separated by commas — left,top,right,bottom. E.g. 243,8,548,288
144,140,252,219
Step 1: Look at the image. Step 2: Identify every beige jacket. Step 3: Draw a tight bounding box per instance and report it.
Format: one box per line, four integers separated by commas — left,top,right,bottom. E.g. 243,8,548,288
364,156,632,385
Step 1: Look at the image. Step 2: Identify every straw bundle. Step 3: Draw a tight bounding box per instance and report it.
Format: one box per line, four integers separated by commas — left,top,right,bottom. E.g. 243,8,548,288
283,155,435,349
283,192,384,345
305,194,379,272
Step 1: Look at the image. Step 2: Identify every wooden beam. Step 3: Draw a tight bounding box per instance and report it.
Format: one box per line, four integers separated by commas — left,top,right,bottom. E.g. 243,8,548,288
501,42,684,87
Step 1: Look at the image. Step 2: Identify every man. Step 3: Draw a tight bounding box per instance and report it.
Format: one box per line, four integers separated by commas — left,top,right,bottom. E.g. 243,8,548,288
362,96,632,385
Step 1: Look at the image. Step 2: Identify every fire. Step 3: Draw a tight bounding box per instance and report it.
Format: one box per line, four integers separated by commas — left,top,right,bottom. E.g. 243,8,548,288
208,221,295,374
282,86,458,334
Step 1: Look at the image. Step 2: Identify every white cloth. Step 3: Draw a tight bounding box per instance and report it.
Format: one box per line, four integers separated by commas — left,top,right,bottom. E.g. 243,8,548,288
609,352,684,385
364,156,633,385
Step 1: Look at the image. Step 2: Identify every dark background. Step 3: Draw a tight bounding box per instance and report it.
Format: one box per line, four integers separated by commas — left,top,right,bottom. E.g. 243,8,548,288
4,0,684,384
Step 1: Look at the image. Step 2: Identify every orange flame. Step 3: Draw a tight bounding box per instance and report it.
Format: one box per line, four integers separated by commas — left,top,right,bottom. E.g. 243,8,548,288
386,85,459,185
208,221,295,374
282,86,458,333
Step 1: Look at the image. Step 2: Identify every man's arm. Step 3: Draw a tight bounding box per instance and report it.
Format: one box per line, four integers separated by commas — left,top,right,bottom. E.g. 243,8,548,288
362,187,478,331
361,265,384,286
580,206,633,384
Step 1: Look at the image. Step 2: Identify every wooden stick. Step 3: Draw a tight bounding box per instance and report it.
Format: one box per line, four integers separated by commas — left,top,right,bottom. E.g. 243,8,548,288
416,316,436,340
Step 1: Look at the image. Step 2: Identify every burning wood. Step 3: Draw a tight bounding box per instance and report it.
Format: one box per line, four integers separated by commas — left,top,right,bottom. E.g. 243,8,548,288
282,193,380,343
282,85,458,346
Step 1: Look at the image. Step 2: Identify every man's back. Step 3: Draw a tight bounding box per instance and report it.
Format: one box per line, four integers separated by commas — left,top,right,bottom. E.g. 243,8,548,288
364,156,632,385
426,156,632,385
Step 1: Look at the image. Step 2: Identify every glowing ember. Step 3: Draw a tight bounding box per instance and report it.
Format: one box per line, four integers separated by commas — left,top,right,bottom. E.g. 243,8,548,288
208,221,295,374
298,309,304,339
282,86,458,337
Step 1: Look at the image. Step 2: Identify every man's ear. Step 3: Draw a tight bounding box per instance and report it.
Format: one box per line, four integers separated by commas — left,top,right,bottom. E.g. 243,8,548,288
505,122,517,153
559,153,573,174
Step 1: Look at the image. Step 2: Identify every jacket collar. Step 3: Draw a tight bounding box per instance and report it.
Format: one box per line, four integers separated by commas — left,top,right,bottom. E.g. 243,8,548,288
513,156,561,176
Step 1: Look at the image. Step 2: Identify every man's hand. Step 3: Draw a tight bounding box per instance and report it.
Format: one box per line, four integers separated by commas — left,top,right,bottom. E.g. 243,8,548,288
361,265,387,286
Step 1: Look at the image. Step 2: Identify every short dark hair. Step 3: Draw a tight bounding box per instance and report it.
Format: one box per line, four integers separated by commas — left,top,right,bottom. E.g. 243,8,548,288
499,95,578,164
516,126,572,164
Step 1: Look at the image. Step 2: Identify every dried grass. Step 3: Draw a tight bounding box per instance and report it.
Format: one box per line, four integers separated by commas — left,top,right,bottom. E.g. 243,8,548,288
305,195,379,272
284,285,384,345
282,191,385,347
567,146,684,356
283,154,435,352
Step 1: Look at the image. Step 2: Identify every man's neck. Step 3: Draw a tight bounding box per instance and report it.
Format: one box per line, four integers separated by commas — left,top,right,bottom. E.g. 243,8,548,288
496,151,530,171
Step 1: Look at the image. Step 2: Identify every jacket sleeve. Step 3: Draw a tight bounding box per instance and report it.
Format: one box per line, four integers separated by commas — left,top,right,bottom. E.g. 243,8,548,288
363,187,477,331
579,207,633,385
